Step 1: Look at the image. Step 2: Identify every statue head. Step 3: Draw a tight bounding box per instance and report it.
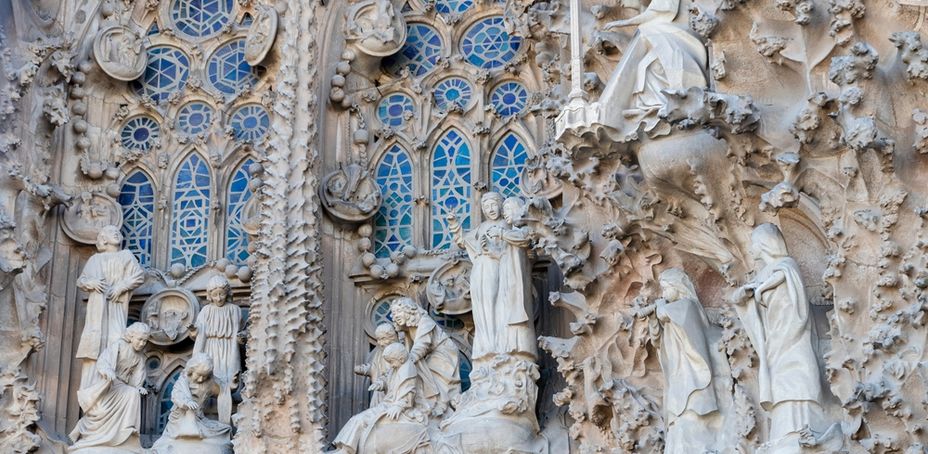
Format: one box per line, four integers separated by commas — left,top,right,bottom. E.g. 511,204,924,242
374,322,398,347
749,223,789,263
389,297,422,328
658,268,698,302
502,196,526,225
206,275,232,307
186,353,215,383
480,192,503,220
382,342,409,368
123,322,151,351
96,225,123,252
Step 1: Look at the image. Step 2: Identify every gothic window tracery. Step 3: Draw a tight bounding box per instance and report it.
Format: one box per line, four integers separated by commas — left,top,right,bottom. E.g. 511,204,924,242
384,23,442,77
226,158,254,263
489,81,528,117
170,0,235,39
433,78,473,111
207,39,261,95
373,144,414,257
431,129,472,250
229,104,270,142
377,93,415,128
176,102,214,136
170,153,211,269
491,133,528,198
119,170,156,266
132,46,191,103
121,115,161,152
460,16,522,69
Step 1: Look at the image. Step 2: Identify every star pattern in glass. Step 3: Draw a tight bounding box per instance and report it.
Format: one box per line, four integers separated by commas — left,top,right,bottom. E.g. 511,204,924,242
207,39,260,95
374,144,414,257
171,0,235,39
431,129,471,250
118,170,155,266
226,158,254,263
384,23,442,77
377,93,415,128
176,102,214,135
490,81,529,117
170,153,211,269
433,78,473,111
435,0,473,14
491,132,528,198
461,16,522,69
120,116,161,152
229,104,270,142
133,46,190,103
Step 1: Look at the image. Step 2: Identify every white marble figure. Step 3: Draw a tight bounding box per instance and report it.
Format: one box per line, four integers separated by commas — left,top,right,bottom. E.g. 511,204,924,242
150,353,233,454
191,275,242,425
498,196,537,359
448,192,535,360
390,297,460,416
69,323,150,453
596,0,707,140
354,322,399,407
75,225,145,390
332,342,427,454
649,268,718,454
733,223,826,446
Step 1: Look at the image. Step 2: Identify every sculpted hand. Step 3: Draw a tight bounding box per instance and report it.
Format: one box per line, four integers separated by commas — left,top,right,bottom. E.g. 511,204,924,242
186,400,199,411
732,285,755,306
386,405,402,420
84,279,107,293
654,298,670,322
368,381,384,392
101,369,117,382
137,387,149,396
603,19,631,30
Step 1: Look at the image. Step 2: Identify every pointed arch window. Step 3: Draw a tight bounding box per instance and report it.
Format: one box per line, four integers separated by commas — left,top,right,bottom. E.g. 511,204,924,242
373,144,414,258
431,129,472,250
226,158,254,263
491,133,528,198
118,171,155,266
170,153,211,269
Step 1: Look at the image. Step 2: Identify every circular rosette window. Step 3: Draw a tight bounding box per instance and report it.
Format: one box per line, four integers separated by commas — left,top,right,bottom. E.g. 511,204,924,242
426,258,473,315
140,288,201,347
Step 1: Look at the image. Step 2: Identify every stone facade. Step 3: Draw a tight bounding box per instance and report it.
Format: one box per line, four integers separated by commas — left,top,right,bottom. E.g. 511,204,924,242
2,0,928,452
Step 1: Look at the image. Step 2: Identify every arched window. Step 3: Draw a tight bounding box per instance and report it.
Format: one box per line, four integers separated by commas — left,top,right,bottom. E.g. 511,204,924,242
431,129,472,250
384,23,442,77
489,81,529,117
373,144,414,258
207,39,261,95
226,158,254,263
491,133,528,198
461,16,522,69
133,46,190,103
118,170,155,266
120,116,161,152
170,153,211,269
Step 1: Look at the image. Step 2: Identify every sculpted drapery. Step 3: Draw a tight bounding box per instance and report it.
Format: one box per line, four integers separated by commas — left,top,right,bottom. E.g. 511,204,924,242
192,275,242,424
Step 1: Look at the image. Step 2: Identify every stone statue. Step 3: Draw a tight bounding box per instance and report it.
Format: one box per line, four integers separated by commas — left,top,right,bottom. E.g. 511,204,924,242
733,223,826,448
150,353,233,454
191,275,242,425
69,323,150,453
75,225,145,389
354,322,399,407
644,268,718,453
244,5,278,65
448,191,535,360
331,343,428,454
595,0,707,140
497,196,537,359
390,297,460,416
92,26,146,81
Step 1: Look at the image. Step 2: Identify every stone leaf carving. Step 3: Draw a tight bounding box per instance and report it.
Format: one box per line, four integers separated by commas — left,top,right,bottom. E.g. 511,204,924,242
244,5,278,66
140,288,200,347
62,192,123,245
426,257,472,315
319,162,382,223
92,25,146,81
345,0,407,57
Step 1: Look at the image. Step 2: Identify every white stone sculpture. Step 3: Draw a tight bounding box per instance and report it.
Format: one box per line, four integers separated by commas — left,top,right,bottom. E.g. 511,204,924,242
389,297,460,416
645,268,718,454
331,342,427,454
346,0,407,57
354,322,399,407
62,192,124,245
191,275,242,425
150,353,233,454
141,288,199,346
319,163,382,223
733,223,826,449
75,225,145,389
244,5,278,65
92,26,146,81
448,192,535,360
68,322,150,453
595,0,707,140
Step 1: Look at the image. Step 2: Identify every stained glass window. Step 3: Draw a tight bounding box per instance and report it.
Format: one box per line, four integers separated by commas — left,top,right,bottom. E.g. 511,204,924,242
490,81,528,117
158,369,182,433
460,355,472,391
384,23,442,77
377,93,415,128
170,153,211,269
226,158,254,263
371,298,396,329
431,129,471,250
491,133,528,198
374,144,414,257
118,171,155,266
170,0,235,39
147,23,160,36
120,116,161,152
176,102,214,136
229,104,270,142
461,16,522,69
433,78,473,111
207,39,260,95
435,0,473,14
133,46,190,103
240,13,253,27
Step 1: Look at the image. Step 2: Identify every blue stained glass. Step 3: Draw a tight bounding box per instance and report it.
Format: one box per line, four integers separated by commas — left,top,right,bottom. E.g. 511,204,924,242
431,129,471,250
147,23,160,36
433,78,473,110
120,116,160,151
226,158,254,263
240,13,254,27
374,145,414,257
436,0,473,14
170,153,211,269
461,16,522,69
176,102,214,135
229,104,269,142
490,81,528,117
132,46,190,103
460,355,472,391
492,133,528,198
384,23,442,77
118,171,155,266
171,0,235,38
377,93,414,128
207,39,260,95
158,369,182,433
